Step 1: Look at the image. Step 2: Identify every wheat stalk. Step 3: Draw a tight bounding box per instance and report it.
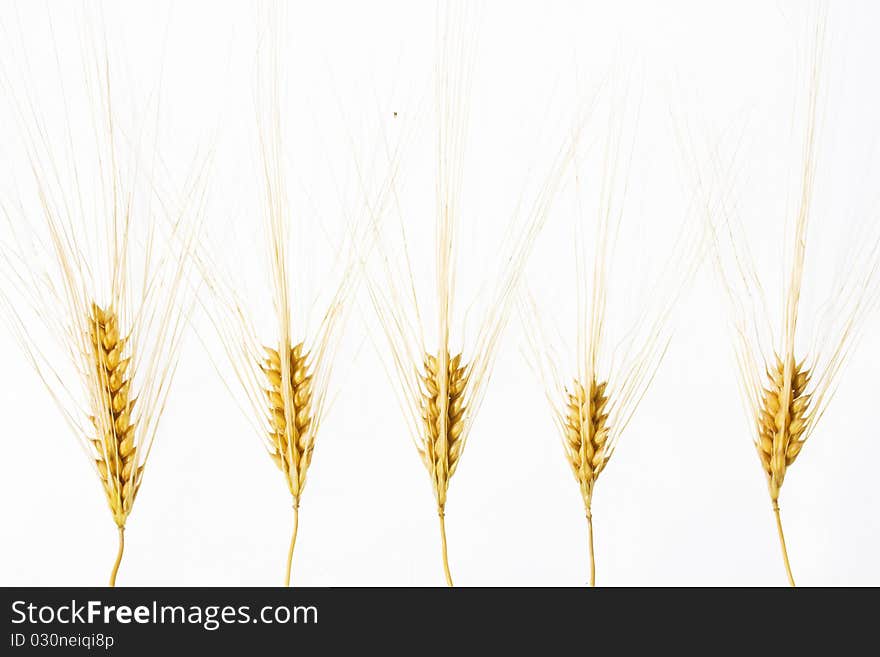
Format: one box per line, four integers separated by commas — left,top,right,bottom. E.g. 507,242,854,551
698,11,880,585
362,1,582,586
198,151,393,587
522,85,703,585
194,1,394,585
0,9,205,585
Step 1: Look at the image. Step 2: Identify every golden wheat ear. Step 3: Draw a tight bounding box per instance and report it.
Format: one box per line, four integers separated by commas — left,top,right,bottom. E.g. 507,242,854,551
197,169,386,588
696,12,880,586
361,0,586,586
87,302,140,582
0,10,207,585
521,81,705,586
193,1,388,586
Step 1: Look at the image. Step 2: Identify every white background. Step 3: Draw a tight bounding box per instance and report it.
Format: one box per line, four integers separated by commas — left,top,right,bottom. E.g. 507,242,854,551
0,0,878,586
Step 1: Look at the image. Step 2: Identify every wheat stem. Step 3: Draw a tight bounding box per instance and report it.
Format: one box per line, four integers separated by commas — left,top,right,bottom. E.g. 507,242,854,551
109,526,125,587
586,510,596,587
438,511,453,587
284,505,300,587
772,502,796,587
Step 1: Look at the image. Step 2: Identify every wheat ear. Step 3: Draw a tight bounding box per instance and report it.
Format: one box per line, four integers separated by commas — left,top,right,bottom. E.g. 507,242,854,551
0,9,205,584
563,379,609,584
362,1,581,585
522,83,703,585
756,355,810,585
699,11,880,585
741,17,828,586
88,303,144,583
263,342,313,585
420,351,468,585
194,1,382,585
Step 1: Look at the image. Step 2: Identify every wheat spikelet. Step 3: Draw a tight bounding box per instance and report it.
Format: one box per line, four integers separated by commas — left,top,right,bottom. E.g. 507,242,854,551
756,355,811,503
87,302,148,587
88,303,144,528
417,351,469,586
263,343,313,500
420,351,467,509
754,355,812,585
563,378,610,506
562,377,611,587
262,341,314,586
